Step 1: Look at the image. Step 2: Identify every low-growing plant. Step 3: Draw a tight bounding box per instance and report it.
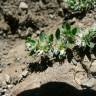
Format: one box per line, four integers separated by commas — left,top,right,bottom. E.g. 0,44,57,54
26,32,53,56
26,37,38,55
66,0,96,13
53,28,66,59
26,23,79,61
59,23,79,48
37,32,53,54
26,23,96,65
81,28,96,48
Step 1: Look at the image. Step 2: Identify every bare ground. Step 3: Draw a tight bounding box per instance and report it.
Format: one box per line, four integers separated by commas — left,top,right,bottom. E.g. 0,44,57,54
0,0,96,96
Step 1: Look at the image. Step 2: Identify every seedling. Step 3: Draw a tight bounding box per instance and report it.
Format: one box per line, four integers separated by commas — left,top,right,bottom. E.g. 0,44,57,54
54,28,66,59
26,22,96,65
82,28,96,48
60,23,79,49
26,37,38,55
66,0,95,13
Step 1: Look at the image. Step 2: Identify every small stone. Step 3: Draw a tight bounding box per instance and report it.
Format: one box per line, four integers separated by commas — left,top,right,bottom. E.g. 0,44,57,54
90,60,96,73
42,0,50,4
0,88,3,93
15,57,21,62
36,30,41,35
10,76,19,85
71,59,77,65
3,89,7,93
21,70,28,77
49,14,54,19
19,2,28,9
0,30,3,35
82,55,91,69
0,69,2,73
7,85,13,89
5,74,10,84
91,54,96,60
18,28,32,38
58,8,64,17
81,78,95,88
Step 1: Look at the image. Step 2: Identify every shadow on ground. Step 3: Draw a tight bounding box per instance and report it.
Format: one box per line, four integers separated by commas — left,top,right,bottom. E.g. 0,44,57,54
17,82,96,96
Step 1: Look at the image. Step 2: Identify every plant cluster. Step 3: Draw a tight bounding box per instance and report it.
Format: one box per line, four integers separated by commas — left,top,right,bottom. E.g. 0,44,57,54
81,27,96,48
26,23,79,61
66,0,96,13
26,23,96,63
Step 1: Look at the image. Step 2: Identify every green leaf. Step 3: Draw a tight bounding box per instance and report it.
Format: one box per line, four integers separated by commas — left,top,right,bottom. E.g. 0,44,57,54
31,40,36,46
72,27,78,35
31,40,36,47
62,23,72,35
26,37,32,42
48,34,53,43
55,28,60,40
39,32,47,42
88,42,95,48
26,37,36,46
65,23,71,30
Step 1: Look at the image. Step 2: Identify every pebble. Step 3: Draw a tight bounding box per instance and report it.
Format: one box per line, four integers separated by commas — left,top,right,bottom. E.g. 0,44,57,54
5,74,10,84
81,78,95,88
19,2,28,9
7,85,13,89
90,61,96,73
82,55,91,69
0,30,3,35
49,14,54,19
0,68,2,73
71,59,77,65
36,30,41,35
21,70,28,77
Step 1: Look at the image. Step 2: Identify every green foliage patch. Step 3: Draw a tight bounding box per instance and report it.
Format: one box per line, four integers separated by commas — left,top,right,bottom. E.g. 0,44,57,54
66,0,96,13
26,23,79,60
26,22,96,63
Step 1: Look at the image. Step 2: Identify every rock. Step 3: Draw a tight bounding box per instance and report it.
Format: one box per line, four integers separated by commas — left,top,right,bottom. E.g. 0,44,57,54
58,8,64,17
0,90,2,95
71,59,77,65
5,74,10,84
7,85,13,89
10,76,19,85
42,0,50,4
19,2,28,9
0,30,3,35
18,27,33,38
20,70,28,78
82,55,91,69
0,21,9,34
36,30,41,35
81,78,96,88
3,89,7,93
90,60,96,74
15,57,21,62
17,70,28,82
49,14,54,19
0,69,2,73
91,54,96,60
60,1,68,9
0,74,10,85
